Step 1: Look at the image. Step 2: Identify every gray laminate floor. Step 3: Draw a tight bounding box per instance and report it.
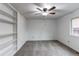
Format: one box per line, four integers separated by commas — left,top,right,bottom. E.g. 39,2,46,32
15,40,79,56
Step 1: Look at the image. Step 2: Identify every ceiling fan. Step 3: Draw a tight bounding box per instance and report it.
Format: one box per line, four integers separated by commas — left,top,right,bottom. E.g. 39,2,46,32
36,6,56,16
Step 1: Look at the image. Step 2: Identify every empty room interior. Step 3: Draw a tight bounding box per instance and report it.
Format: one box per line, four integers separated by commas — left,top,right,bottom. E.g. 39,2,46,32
0,3,79,56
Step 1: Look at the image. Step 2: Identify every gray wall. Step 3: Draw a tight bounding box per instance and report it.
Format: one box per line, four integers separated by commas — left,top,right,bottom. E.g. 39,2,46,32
56,9,79,52
27,19,56,41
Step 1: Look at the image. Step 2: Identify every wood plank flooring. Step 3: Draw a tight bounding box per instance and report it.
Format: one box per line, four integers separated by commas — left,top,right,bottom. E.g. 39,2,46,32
15,40,79,56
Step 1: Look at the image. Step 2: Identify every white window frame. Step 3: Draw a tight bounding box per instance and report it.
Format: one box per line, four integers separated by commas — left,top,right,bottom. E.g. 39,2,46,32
70,17,79,37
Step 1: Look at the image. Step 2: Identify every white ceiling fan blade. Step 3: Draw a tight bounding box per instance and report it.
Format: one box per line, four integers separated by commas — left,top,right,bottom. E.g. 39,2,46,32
33,3,43,11
34,13,42,15
36,8,42,12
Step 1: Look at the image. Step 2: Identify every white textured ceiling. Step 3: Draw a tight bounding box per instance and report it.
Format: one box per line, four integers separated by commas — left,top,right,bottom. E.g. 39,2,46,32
11,3,79,19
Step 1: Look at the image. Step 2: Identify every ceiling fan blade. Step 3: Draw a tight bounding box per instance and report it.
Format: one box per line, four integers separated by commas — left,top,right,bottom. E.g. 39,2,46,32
49,6,56,11
34,13,42,15
49,12,56,15
37,8,42,12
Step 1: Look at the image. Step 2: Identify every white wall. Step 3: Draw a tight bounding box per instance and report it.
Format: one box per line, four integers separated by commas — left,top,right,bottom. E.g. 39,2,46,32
17,13,28,50
56,9,79,52
27,19,56,41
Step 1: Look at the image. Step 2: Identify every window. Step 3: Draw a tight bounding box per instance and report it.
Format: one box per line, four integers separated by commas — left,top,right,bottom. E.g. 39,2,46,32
71,17,79,36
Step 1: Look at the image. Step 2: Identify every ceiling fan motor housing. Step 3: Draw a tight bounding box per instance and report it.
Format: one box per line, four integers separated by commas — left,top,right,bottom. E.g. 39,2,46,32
43,8,47,12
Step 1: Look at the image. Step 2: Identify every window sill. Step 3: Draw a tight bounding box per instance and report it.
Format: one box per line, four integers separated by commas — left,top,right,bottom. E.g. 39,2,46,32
70,33,79,37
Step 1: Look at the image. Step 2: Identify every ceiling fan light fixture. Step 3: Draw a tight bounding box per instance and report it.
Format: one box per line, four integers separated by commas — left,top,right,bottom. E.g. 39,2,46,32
42,12,48,16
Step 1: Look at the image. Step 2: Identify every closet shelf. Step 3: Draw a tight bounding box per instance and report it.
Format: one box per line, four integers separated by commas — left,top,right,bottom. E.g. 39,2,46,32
0,10,16,20
0,18,16,24
0,33,17,39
